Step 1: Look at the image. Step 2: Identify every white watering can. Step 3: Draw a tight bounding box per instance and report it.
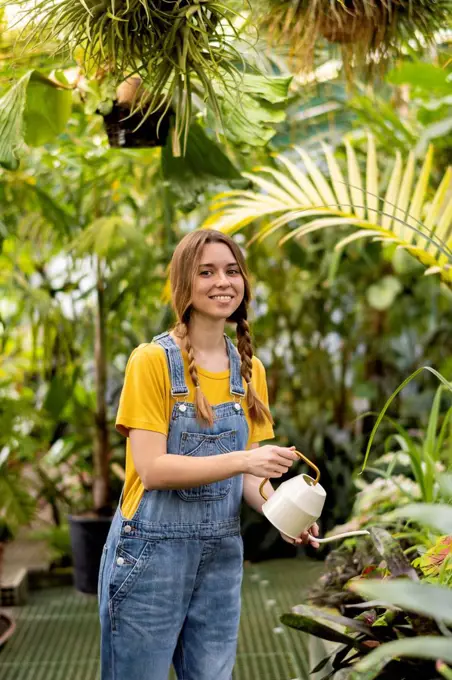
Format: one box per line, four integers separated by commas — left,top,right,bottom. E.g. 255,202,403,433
259,450,370,544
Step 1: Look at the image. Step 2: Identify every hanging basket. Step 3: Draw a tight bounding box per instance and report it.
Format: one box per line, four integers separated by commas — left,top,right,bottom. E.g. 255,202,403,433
102,103,171,149
319,9,377,45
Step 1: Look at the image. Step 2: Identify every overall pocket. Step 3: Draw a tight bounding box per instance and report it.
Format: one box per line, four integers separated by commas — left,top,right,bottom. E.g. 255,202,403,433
108,537,153,606
177,429,237,501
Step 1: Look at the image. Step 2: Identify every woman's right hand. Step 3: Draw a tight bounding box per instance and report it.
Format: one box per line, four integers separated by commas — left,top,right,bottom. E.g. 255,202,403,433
244,445,299,478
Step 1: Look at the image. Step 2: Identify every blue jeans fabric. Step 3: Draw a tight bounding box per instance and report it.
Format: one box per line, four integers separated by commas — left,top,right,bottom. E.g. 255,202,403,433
99,333,249,680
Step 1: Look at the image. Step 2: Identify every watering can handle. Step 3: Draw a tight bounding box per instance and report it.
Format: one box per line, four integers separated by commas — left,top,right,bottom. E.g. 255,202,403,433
258,450,321,501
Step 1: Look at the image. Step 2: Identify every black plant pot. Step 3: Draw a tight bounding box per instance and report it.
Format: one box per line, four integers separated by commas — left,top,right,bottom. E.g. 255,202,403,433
102,102,171,149
68,515,112,595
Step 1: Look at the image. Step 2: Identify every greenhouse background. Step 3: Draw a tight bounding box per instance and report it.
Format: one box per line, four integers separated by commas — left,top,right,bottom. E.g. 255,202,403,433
1,1,452,678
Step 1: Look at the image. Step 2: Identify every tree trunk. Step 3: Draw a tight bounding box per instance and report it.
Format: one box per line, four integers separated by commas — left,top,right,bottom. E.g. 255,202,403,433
93,256,110,513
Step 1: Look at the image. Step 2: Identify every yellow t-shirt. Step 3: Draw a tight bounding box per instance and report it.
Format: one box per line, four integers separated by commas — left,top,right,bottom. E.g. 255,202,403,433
116,342,275,519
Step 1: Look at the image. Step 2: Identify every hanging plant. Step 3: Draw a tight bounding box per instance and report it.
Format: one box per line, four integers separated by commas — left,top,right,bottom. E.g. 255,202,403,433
10,0,245,155
259,0,451,74
96,77,172,148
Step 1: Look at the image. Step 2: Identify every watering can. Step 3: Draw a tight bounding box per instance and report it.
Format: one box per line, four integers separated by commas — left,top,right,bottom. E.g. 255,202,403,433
259,450,370,544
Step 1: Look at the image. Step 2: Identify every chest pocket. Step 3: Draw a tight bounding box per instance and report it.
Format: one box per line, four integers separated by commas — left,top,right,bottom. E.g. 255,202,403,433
177,429,237,501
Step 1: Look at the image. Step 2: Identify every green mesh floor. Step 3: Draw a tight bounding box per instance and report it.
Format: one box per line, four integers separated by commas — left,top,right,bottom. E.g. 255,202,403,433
0,559,321,680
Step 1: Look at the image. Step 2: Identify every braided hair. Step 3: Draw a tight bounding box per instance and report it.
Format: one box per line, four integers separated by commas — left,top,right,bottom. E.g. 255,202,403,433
170,230,273,428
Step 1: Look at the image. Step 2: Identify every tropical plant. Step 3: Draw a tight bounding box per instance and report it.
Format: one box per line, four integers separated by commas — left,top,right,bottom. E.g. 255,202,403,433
0,449,35,544
362,366,452,472
282,505,452,679
258,0,451,75
281,368,452,678
5,0,269,154
361,383,452,504
205,137,452,287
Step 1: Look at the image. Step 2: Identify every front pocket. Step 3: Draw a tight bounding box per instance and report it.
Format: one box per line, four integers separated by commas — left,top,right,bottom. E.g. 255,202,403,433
177,430,237,501
108,538,153,606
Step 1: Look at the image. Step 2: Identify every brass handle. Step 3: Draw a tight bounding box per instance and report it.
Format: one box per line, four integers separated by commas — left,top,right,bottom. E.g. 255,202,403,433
259,450,321,501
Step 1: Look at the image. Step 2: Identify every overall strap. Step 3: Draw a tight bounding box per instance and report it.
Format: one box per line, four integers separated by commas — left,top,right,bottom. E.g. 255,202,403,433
152,332,189,397
225,335,246,398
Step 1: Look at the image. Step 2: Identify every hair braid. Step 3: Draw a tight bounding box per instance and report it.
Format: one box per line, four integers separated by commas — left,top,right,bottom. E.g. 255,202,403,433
176,322,214,426
236,317,274,426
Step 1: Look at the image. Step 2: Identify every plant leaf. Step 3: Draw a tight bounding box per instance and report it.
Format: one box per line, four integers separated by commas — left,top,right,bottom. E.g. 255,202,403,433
392,503,452,534
0,72,32,170
352,637,452,674
24,72,73,146
280,613,369,651
361,367,452,472
291,604,377,637
349,579,452,625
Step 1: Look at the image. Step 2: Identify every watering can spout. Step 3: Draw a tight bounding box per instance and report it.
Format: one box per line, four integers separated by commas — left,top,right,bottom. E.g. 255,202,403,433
307,530,370,544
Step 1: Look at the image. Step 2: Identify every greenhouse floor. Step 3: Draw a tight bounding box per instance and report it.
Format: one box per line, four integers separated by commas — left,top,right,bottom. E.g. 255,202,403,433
0,558,321,680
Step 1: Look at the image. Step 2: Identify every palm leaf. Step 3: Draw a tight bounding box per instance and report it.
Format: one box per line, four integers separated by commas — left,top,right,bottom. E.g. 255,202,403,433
205,137,452,286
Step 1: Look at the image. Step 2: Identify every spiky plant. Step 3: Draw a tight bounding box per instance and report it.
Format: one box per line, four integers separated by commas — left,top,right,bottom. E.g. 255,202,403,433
259,0,451,73
8,0,246,155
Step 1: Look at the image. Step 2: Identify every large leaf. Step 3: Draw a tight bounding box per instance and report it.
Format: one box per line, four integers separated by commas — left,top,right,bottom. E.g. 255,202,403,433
161,123,242,206
387,63,452,96
392,503,452,534
280,613,369,651
205,137,452,286
369,527,418,579
236,74,293,104
0,70,73,170
214,74,292,147
23,72,73,146
291,604,377,638
0,72,31,170
350,637,452,676
349,579,452,625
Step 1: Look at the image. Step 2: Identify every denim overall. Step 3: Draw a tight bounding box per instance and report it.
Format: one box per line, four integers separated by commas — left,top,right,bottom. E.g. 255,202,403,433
99,332,249,680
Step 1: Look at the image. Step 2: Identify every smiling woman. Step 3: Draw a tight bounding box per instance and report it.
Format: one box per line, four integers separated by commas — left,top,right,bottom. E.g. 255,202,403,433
97,228,318,680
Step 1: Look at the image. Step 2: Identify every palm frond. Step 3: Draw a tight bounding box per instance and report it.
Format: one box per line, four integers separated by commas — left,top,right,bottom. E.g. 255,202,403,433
205,137,452,286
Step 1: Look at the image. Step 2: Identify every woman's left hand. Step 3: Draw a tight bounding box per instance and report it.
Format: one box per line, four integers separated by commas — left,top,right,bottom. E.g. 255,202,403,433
280,522,320,549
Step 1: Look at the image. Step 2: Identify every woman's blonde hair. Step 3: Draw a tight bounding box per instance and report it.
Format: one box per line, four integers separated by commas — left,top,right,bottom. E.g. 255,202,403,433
169,229,273,428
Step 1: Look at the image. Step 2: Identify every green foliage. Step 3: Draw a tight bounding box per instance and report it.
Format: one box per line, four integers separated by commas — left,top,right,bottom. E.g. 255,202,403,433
0,449,35,541
206,138,452,286
362,368,452,476
0,70,73,169
0,72,30,170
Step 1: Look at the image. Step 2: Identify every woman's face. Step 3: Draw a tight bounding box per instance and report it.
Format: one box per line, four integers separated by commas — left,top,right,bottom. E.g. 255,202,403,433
190,242,245,321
